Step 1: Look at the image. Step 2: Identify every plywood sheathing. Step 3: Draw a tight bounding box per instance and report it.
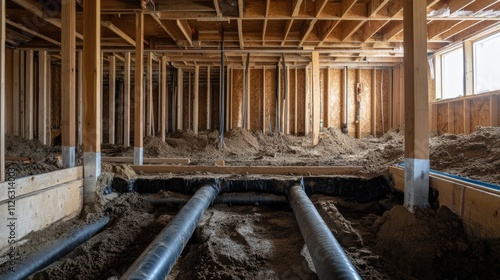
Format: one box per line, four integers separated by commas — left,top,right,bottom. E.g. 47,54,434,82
290,69,297,135
437,103,448,135
199,77,208,132
329,68,342,130
454,101,465,134
231,69,244,129
470,96,491,132
250,69,263,132
264,68,276,134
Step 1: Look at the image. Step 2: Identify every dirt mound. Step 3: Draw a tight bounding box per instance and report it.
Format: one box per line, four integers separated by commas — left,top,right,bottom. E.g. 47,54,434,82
224,128,260,155
144,136,174,157
315,128,363,155
372,205,496,279
430,126,500,184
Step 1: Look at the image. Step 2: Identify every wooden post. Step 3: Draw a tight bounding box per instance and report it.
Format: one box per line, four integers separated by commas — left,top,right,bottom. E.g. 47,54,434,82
20,50,25,138
324,67,330,129
226,66,231,131
311,51,320,146
83,0,101,203
176,68,183,131
371,68,377,136
403,0,430,210
134,12,144,165
62,0,76,167
286,67,291,134
13,50,20,136
193,65,199,135
491,95,499,127
262,67,266,134
78,51,83,146
161,56,167,141
0,0,5,181
46,54,51,145
464,40,474,96
431,103,438,135
108,55,116,144
38,50,48,145
100,53,104,143
463,100,471,134
356,69,361,139
188,72,191,130
206,66,211,130
447,102,455,134
295,68,298,135
157,59,161,134
25,50,34,140
247,67,251,130
146,52,153,136
124,52,131,146
305,66,310,134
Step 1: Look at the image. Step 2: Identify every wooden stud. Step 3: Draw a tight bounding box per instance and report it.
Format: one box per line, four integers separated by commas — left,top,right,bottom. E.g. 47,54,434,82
117,74,124,145
305,66,310,135
226,66,231,131
176,68,183,131
38,51,48,145
246,65,251,130
25,50,34,140
102,157,190,164
134,12,144,165
431,103,438,135
311,52,320,146
356,69,361,139
262,67,266,134
463,99,471,134
188,72,191,130
403,0,430,210
108,55,116,144
100,53,104,143
124,52,131,147
294,68,298,135
286,66,290,134
20,50,25,138
372,68,377,136
158,59,162,134
0,0,4,181
83,0,101,203
464,40,474,96
491,95,499,127
13,50,20,136
161,56,167,141
448,102,455,134
207,66,211,130
78,51,83,146
146,52,153,136
193,65,199,135
46,54,51,145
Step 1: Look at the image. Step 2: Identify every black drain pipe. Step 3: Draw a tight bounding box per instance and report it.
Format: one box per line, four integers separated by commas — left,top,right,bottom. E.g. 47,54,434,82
288,185,361,280
120,183,220,280
0,216,109,280
145,192,288,207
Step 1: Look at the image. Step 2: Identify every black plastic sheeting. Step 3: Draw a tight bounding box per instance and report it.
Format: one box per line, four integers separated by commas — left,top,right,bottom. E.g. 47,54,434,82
145,192,288,207
0,216,109,280
133,176,390,203
120,182,220,280
289,185,362,280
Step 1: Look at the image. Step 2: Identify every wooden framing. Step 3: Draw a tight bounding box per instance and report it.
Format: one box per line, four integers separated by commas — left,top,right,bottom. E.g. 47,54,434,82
311,52,320,146
38,50,48,145
161,56,167,141
83,0,101,203
131,165,363,176
207,66,211,130
108,55,116,144
78,51,83,146
124,52,131,146
25,50,34,140
176,68,183,131
464,40,474,96
226,66,231,131
12,50,19,137
262,67,266,134
294,68,298,135
20,50,25,138
371,68,377,136
491,94,499,127
134,12,144,165
102,157,190,164
0,0,4,181
146,52,153,136
193,65,200,135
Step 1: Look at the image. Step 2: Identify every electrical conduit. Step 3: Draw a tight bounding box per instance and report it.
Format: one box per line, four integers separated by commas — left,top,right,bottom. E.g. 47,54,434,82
288,184,361,280
120,182,220,280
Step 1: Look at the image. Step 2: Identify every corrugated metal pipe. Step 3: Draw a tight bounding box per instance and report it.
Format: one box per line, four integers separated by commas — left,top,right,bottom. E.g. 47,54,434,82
120,182,220,280
288,184,362,280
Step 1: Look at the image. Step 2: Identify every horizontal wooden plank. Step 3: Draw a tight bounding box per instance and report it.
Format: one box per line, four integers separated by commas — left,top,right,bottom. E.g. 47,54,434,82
131,165,363,175
102,157,190,164
0,167,83,201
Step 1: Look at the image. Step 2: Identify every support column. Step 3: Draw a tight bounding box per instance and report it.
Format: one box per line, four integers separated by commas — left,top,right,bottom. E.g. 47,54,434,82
108,55,116,144
226,66,231,131
403,0,430,210
134,12,144,165
100,53,104,143
146,52,153,136
20,50,25,138
176,68,183,131
38,50,48,145
13,50,20,136
25,50,34,140
62,0,76,167
0,0,5,181
161,56,167,141
371,68,377,136
311,52,320,146
78,51,83,146
124,52,131,146
83,0,101,203
206,66,211,130
193,65,199,135
46,54,51,145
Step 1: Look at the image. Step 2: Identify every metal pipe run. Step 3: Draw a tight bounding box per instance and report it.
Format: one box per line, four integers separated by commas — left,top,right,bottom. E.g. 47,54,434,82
288,185,361,280
120,183,220,280
0,216,109,280
145,192,288,207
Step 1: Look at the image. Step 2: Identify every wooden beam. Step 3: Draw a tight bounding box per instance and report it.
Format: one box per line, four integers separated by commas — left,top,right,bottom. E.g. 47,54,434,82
311,51,320,146
38,51,48,145
134,12,144,165
362,20,388,42
282,20,294,46
176,19,193,46
20,50,25,138
176,68,183,130
102,21,135,46
342,0,357,16
368,0,390,17
342,20,366,41
83,0,101,203
0,0,4,181
292,0,304,17
78,51,83,146
161,56,167,141
146,52,153,136
262,67,266,134
286,66,290,134
193,64,199,135
13,50,20,137
238,0,244,17
25,50,34,140
384,21,404,41
403,0,430,210
262,0,270,45
102,157,190,164
108,55,116,144
464,40,474,96
294,68,298,135
213,0,222,17
6,19,61,46
131,165,363,176
491,95,499,127
124,52,131,146
450,0,475,14
238,19,244,49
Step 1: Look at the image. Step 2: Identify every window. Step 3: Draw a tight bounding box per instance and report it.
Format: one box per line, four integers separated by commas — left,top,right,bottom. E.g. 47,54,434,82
441,47,464,99
474,33,500,93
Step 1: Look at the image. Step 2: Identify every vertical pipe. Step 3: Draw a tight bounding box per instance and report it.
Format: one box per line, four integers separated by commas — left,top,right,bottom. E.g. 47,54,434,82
218,28,225,148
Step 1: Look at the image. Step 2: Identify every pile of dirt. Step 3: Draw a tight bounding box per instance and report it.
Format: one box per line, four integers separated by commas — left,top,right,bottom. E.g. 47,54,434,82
368,205,498,279
144,136,175,157
430,126,500,184
224,128,260,155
